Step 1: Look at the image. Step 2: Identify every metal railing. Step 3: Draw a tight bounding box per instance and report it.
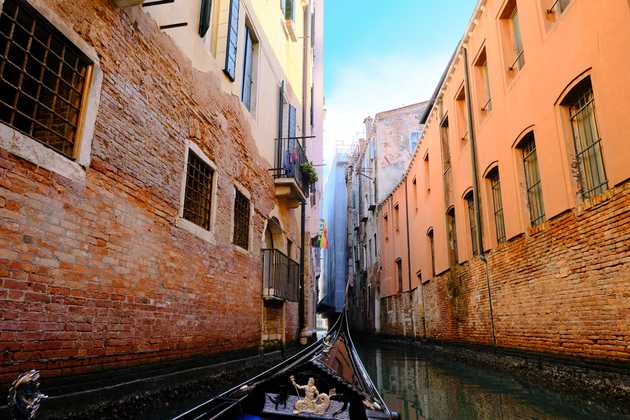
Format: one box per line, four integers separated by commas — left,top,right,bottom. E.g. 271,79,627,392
272,137,309,197
262,249,299,302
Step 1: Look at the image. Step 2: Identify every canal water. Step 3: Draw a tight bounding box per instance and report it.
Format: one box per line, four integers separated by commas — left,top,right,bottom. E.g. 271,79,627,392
356,340,628,420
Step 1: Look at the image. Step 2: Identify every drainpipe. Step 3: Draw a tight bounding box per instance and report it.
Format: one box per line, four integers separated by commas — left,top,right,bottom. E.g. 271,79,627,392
298,1,310,343
463,47,497,347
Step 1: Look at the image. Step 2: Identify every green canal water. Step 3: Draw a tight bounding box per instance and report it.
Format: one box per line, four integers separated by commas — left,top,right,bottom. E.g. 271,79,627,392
355,340,629,420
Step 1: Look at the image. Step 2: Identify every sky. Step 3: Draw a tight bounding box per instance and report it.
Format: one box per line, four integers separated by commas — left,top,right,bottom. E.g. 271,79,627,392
322,0,478,173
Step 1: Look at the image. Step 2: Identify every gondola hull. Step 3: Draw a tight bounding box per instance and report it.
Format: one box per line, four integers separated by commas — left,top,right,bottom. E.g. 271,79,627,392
172,311,398,420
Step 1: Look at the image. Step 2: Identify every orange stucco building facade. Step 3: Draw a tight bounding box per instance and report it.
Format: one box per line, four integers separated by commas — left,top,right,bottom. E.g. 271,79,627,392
375,0,630,360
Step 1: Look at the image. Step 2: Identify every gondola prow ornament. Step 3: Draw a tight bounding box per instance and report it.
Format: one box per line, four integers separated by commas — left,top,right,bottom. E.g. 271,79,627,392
290,375,336,415
7,370,47,419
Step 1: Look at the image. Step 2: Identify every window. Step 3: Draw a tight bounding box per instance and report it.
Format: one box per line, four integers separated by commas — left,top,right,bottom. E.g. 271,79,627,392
409,131,420,152
287,239,293,258
241,25,256,111
396,258,403,293
368,239,372,265
427,228,435,277
440,117,451,172
223,0,239,81
281,0,294,21
384,214,389,240
487,168,506,243
446,207,458,266
519,133,545,226
233,188,250,249
424,153,430,191
500,0,525,72
474,48,492,112
562,78,607,199
464,191,479,256
394,203,400,231
455,86,467,141
373,233,377,259
0,0,93,159
183,149,215,230
412,177,418,210
546,0,571,15
198,0,213,37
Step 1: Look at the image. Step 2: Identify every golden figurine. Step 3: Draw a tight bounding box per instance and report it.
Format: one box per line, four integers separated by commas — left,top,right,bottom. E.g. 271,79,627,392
290,375,336,415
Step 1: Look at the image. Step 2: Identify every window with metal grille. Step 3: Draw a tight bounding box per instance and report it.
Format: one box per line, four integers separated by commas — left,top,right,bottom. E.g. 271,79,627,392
563,78,607,199
465,191,479,256
488,168,506,243
223,0,239,81
0,0,92,159
233,188,250,249
183,150,214,230
520,133,545,226
427,228,435,277
446,207,458,265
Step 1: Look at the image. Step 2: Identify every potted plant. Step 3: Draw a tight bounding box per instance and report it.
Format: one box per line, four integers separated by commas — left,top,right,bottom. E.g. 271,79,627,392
300,161,319,186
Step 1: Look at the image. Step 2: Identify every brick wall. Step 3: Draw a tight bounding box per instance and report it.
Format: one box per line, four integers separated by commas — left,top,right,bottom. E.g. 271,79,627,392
379,182,630,361
0,0,299,383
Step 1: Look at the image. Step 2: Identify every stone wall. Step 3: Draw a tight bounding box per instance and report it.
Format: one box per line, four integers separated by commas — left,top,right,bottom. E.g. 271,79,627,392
379,182,630,361
0,0,299,383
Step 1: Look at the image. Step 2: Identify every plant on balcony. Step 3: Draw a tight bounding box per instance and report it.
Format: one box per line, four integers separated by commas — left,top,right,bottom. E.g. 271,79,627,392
300,161,319,186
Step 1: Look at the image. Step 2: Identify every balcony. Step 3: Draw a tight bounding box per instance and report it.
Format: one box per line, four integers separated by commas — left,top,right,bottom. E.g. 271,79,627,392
262,249,300,302
272,137,309,208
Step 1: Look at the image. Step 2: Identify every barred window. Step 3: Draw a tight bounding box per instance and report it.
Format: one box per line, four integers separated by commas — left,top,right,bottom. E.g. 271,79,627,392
233,188,250,249
446,207,458,266
520,133,545,226
464,191,479,256
563,78,607,199
488,168,506,243
0,0,93,159
183,150,214,230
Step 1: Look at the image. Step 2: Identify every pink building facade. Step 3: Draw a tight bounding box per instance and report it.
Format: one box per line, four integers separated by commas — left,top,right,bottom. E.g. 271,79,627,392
376,0,630,360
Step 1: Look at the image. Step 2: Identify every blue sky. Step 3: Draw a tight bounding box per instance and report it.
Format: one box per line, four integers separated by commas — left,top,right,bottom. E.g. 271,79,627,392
322,0,477,164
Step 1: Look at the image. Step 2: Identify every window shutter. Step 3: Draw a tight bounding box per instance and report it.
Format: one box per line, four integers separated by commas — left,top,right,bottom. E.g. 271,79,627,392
224,0,240,81
198,0,212,37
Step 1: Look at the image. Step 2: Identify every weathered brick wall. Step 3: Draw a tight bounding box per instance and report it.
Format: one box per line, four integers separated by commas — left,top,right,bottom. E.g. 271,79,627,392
0,0,299,383
380,183,630,361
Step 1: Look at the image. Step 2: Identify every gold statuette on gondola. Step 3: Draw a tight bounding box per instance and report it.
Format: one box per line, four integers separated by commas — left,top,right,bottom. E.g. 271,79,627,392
290,375,336,415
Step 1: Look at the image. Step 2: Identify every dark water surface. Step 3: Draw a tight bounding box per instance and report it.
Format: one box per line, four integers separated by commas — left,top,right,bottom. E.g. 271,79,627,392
355,339,628,420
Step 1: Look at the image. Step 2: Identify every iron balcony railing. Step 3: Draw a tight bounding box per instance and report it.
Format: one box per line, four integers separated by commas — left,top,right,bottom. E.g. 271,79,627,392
262,248,299,302
272,137,309,197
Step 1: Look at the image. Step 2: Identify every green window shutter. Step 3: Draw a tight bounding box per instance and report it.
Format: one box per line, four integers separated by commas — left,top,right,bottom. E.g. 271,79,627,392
198,0,212,37
224,0,240,81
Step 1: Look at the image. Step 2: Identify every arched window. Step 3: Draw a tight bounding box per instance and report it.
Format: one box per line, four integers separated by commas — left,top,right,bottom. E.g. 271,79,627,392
486,167,506,243
426,228,435,277
561,76,607,199
464,190,479,256
517,132,545,226
446,206,458,266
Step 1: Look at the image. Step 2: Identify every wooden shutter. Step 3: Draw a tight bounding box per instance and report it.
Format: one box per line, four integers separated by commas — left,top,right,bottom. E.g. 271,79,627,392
241,27,253,110
198,0,212,37
224,0,240,81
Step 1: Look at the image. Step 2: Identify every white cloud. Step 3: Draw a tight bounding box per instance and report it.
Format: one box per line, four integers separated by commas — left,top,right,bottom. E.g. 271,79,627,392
322,53,450,179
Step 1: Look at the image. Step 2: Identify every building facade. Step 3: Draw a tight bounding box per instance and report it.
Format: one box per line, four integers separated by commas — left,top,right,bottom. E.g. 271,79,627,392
0,0,323,384
375,0,630,361
347,103,429,332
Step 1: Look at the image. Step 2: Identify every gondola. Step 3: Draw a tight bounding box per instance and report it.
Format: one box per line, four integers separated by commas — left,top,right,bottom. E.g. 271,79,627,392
172,308,399,420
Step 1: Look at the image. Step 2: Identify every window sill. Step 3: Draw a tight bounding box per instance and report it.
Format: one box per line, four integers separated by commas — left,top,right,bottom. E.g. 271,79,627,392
233,244,251,256
176,217,215,244
0,123,86,184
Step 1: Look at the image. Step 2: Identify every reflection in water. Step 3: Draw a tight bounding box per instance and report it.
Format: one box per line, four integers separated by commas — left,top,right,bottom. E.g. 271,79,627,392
357,341,627,420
